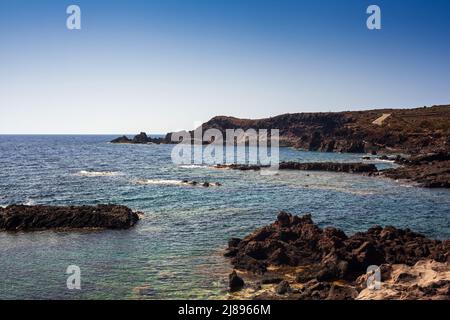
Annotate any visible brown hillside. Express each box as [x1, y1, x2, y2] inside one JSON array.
[[199, 105, 450, 153]]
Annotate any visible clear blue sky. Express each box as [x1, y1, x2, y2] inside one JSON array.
[[1, 0, 449, 134]]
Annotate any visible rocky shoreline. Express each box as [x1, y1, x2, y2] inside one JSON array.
[[379, 151, 450, 188], [0, 204, 141, 231], [225, 212, 450, 300], [215, 162, 378, 174], [214, 155, 450, 188]]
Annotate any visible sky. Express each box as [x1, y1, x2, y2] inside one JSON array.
[[0, 0, 449, 134]]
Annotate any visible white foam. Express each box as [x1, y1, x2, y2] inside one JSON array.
[[362, 157, 396, 163], [75, 170, 122, 177], [23, 199, 35, 206], [134, 179, 184, 186]]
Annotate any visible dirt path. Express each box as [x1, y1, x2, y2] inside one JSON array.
[[372, 113, 391, 125]]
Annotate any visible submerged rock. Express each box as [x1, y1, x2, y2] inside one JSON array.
[[276, 280, 291, 295], [0, 204, 141, 231], [279, 161, 378, 173], [110, 135, 131, 143]]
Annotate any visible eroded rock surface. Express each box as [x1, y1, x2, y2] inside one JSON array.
[[356, 260, 450, 300], [225, 212, 450, 300], [0, 204, 141, 231]]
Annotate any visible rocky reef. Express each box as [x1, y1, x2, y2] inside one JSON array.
[[380, 151, 450, 188], [111, 132, 171, 144], [225, 212, 450, 300], [0, 204, 141, 231]]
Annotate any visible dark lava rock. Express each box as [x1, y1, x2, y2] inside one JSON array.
[[276, 281, 291, 295], [298, 280, 332, 300], [326, 284, 358, 300], [110, 135, 132, 143], [111, 132, 169, 144], [279, 161, 377, 173], [261, 276, 283, 284], [225, 212, 449, 280], [382, 155, 450, 188], [229, 271, 245, 292], [132, 132, 150, 144], [0, 204, 141, 231], [215, 162, 377, 174]]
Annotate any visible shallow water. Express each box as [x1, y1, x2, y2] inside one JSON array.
[[0, 135, 449, 299]]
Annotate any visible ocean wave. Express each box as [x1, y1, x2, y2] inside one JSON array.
[[304, 185, 375, 196], [178, 165, 208, 169], [23, 199, 36, 206], [362, 158, 395, 163], [75, 170, 122, 177], [134, 179, 184, 185]]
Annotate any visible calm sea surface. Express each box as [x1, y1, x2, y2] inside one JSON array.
[[0, 135, 449, 299]]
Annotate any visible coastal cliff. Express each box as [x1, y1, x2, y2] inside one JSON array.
[[199, 105, 450, 154]]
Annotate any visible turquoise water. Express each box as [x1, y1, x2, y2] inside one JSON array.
[[0, 135, 449, 299]]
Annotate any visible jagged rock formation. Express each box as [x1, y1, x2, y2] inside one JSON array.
[[225, 212, 450, 300], [215, 162, 378, 174], [111, 132, 170, 144], [0, 204, 141, 231], [381, 151, 450, 188]]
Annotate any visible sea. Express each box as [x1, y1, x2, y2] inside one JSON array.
[[0, 135, 449, 299]]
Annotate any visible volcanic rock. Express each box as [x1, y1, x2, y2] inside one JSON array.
[[0, 204, 141, 231]]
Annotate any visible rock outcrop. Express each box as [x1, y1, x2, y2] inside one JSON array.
[[225, 212, 450, 300], [380, 151, 450, 188], [215, 162, 377, 174], [0, 204, 141, 231], [111, 132, 170, 144]]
